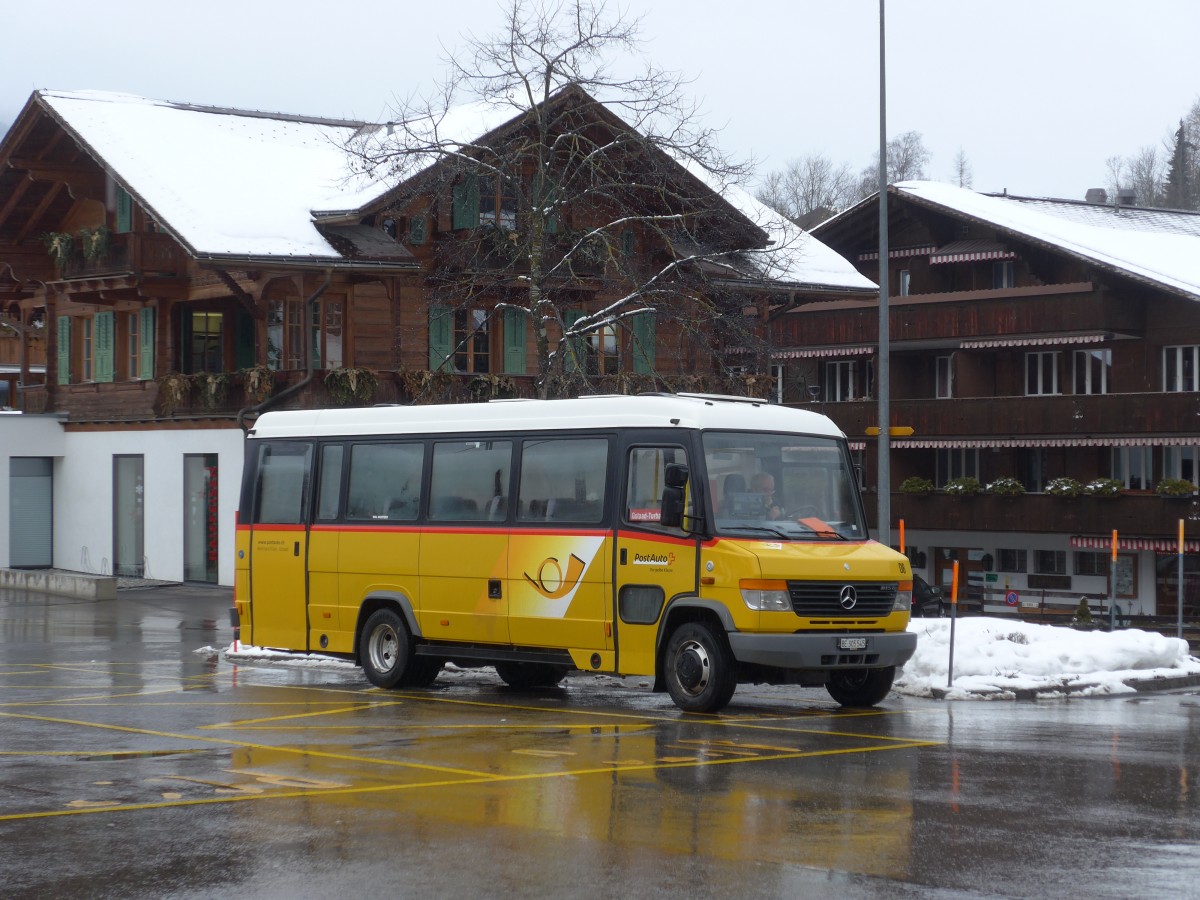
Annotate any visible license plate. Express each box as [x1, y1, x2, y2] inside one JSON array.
[[838, 637, 868, 651]]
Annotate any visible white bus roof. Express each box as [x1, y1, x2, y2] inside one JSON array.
[[248, 394, 846, 441]]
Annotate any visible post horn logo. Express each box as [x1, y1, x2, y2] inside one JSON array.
[[524, 553, 586, 600]]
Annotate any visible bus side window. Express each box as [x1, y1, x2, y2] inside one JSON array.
[[625, 446, 690, 532], [516, 438, 608, 524], [316, 444, 344, 521], [254, 442, 312, 525], [346, 442, 424, 521], [430, 440, 512, 522]]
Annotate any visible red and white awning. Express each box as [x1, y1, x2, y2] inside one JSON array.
[[930, 240, 1017, 264], [1071, 535, 1200, 553], [858, 245, 937, 262], [892, 436, 1200, 449], [773, 346, 875, 360], [960, 334, 1108, 349]]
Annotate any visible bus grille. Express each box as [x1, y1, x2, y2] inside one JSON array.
[[787, 581, 898, 617]]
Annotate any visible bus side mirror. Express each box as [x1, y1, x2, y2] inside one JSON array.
[[660, 464, 689, 528]]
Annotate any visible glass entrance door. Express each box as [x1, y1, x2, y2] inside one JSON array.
[[184, 454, 219, 583], [113, 455, 145, 577]]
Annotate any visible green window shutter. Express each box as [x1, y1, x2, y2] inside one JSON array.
[[429, 304, 453, 371], [409, 216, 427, 245], [630, 312, 655, 374], [451, 175, 480, 230], [138, 308, 155, 379], [563, 309, 585, 374], [57, 316, 72, 385], [94, 311, 115, 383], [116, 186, 133, 233], [502, 307, 527, 374]]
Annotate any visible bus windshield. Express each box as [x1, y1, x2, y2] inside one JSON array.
[[703, 431, 866, 541]]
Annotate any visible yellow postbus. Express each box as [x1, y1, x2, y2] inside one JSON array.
[[234, 394, 916, 712]]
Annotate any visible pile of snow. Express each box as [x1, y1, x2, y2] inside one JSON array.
[[897, 617, 1200, 700]]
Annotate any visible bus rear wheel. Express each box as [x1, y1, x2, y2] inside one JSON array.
[[495, 662, 569, 689], [663, 621, 737, 714], [825, 666, 895, 707], [359, 608, 411, 689]]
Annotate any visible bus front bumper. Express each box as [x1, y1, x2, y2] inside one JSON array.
[[727, 631, 917, 670]]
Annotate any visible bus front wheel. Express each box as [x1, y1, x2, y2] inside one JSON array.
[[663, 621, 737, 713], [359, 608, 411, 689], [825, 666, 895, 707]]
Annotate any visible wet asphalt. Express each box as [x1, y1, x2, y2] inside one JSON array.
[[1, 582, 1199, 899]]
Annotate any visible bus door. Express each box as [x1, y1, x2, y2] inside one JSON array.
[[247, 440, 313, 651], [614, 444, 700, 676], [508, 436, 612, 653], [418, 439, 512, 645]]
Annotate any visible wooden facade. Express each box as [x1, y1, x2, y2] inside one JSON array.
[[0, 88, 838, 425], [789, 184, 1200, 614]]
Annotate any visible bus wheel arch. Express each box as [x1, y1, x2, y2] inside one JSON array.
[[657, 604, 738, 713], [357, 603, 415, 689]]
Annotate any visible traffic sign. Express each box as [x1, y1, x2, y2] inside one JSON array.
[[1005, 591, 1019, 606]]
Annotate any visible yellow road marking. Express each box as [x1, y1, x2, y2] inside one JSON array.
[[0, 710, 503, 780], [0, 739, 936, 823]]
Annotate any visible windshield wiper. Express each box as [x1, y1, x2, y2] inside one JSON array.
[[719, 524, 791, 539]]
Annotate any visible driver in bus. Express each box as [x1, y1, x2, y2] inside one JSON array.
[[750, 472, 783, 520]]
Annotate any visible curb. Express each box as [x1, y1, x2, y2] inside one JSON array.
[[928, 671, 1200, 700]]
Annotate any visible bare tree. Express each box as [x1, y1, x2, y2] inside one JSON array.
[[852, 130, 933, 201], [1128, 145, 1167, 207], [951, 147, 973, 188], [344, 0, 779, 398], [755, 153, 855, 222]]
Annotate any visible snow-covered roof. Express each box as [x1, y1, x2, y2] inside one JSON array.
[[37, 90, 390, 262], [892, 181, 1200, 300], [31, 87, 875, 292]]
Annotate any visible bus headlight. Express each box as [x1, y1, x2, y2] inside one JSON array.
[[894, 581, 913, 611], [740, 580, 791, 612]]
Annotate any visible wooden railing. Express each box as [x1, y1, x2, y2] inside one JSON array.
[[803, 392, 1200, 440]]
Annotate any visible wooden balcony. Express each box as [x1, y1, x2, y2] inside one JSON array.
[[810, 392, 1200, 440], [55, 232, 188, 280], [867, 491, 1197, 538]]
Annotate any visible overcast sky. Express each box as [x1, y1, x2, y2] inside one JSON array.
[[2, 0, 1197, 203]]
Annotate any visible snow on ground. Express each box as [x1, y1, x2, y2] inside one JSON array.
[[207, 617, 1200, 702], [897, 617, 1200, 700]]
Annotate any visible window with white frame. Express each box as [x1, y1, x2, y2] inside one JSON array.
[[1112, 445, 1152, 490], [935, 448, 979, 485], [1025, 351, 1060, 396], [992, 260, 1015, 288], [825, 359, 857, 401], [1073, 348, 1110, 395], [1164, 445, 1200, 483], [1163, 345, 1199, 392], [898, 269, 911, 296], [935, 355, 953, 399]]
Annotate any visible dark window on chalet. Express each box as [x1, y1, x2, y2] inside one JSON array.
[[997, 549, 1027, 573], [1074, 551, 1108, 577], [1035, 550, 1066, 576], [454, 308, 492, 373], [478, 175, 517, 230], [992, 260, 1015, 289], [898, 269, 911, 296], [1025, 351, 1060, 396], [381, 218, 397, 238]]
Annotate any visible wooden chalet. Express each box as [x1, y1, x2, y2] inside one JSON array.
[[0, 87, 872, 585], [798, 181, 1200, 618]]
